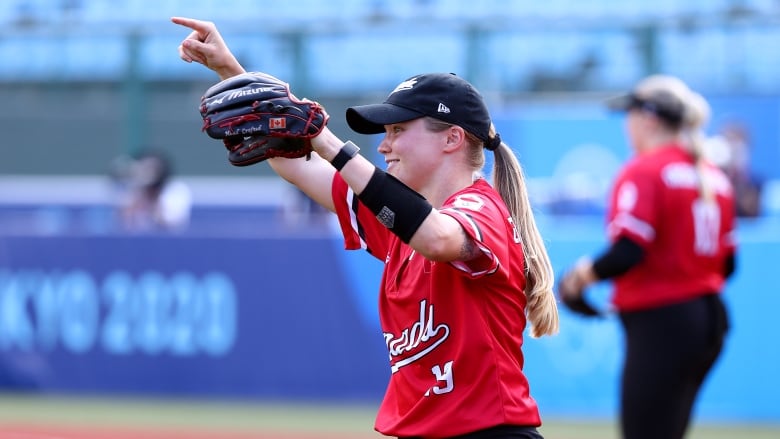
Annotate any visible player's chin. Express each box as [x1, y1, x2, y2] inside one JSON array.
[[385, 160, 399, 174]]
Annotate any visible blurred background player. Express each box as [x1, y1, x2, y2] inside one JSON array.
[[173, 16, 559, 439], [110, 148, 192, 232], [558, 75, 737, 439], [705, 121, 764, 217]]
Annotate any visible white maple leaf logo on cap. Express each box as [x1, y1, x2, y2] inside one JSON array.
[[391, 78, 418, 94]]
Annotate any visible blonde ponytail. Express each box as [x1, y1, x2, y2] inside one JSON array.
[[490, 133, 559, 338], [683, 91, 715, 203]]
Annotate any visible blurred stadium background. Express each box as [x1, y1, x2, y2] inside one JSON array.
[[0, 1, 779, 438]]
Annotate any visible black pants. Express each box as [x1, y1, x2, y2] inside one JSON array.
[[618, 294, 729, 439], [401, 425, 544, 439]]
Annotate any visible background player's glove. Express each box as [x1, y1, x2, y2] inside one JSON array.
[[556, 269, 603, 317], [199, 71, 329, 166]]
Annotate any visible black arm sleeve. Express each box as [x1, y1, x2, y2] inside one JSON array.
[[591, 236, 645, 280], [724, 252, 736, 279], [592, 237, 737, 281], [357, 167, 433, 243]]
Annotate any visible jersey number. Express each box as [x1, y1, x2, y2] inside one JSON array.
[[507, 217, 521, 244], [692, 199, 720, 256], [425, 361, 454, 396]]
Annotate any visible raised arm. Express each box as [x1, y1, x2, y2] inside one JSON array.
[[171, 18, 464, 259], [172, 16, 342, 210]]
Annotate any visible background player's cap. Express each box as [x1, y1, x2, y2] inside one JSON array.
[[605, 75, 689, 128], [346, 72, 492, 143]]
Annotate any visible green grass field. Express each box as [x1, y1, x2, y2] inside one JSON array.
[[0, 393, 777, 439]]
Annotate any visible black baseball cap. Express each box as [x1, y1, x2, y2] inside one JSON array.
[[346, 73, 492, 143], [606, 85, 686, 128]]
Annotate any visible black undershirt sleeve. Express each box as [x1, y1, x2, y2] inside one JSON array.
[[724, 252, 736, 279], [591, 236, 645, 280], [591, 236, 738, 281]]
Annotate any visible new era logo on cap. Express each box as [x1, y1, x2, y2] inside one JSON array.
[[437, 103, 450, 114]]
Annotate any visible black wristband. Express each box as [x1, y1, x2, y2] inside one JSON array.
[[330, 141, 360, 171]]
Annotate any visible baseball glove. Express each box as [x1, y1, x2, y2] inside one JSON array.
[[556, 269, 604, 317], [200, 71, 329, 166]]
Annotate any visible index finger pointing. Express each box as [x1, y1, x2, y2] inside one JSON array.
[[171, 16, 210, 33]]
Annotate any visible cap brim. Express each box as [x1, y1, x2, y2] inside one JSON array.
[[605, 93, 633, 111], [346, 104, 424, 135]]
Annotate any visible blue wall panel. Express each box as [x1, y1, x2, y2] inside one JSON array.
[[0, 235, 390, 401]]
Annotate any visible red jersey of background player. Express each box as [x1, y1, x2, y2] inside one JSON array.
[[606, 143, 737, 312], [332, 174, 541, 438]]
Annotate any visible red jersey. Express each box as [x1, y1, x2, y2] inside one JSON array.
[[606, 144, 737, 311], [332, 176, 541, 438]]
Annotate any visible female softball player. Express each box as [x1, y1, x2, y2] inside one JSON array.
[[173, 16, 559, 439], [559, 75, 737, 439]]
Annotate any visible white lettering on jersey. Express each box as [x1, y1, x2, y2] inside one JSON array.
[[385, 300, 450, 373], [661, 162, 732, 195]]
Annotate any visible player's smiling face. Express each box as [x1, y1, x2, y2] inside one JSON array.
[[378, 118, 444, 191]]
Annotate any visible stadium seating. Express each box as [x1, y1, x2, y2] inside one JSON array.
[[0, 0, 779, 92]]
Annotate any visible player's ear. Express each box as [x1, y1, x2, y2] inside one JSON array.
[[443, 125, 465, 152]]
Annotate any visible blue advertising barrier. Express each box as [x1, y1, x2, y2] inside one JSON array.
[[0, 234, 390, 401]]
